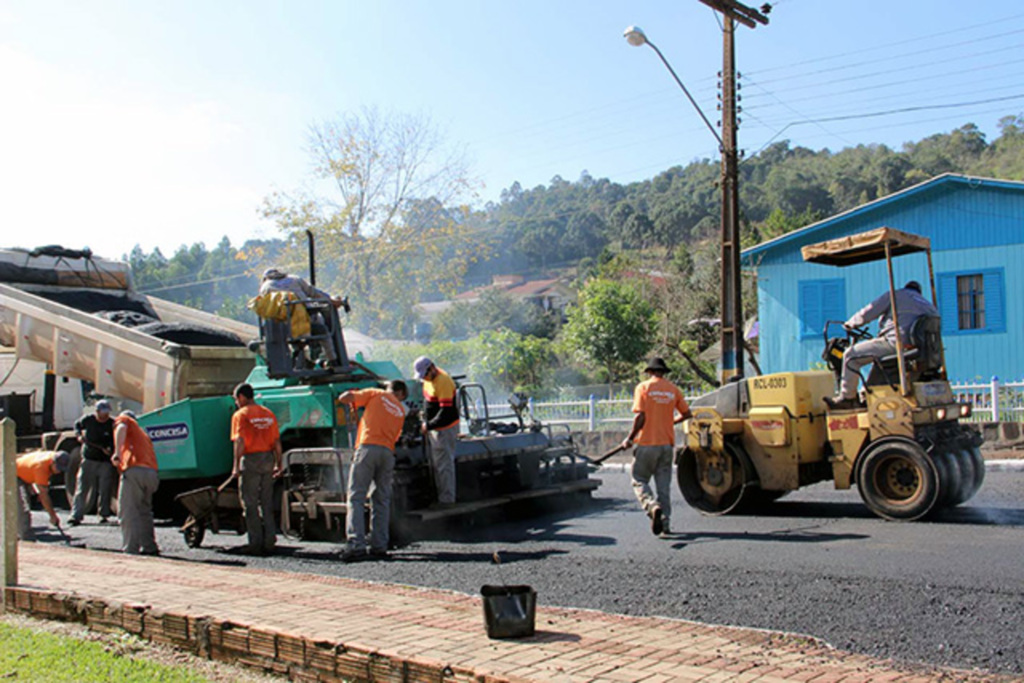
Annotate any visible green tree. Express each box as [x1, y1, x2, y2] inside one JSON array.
[[472, 330, 555, 394], [561, 278, 657, 382]]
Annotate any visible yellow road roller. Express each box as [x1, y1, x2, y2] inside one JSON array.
[[677, 227, 983, 521]]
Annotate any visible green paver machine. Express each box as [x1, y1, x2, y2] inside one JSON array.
[[144, 233, 598, 546]]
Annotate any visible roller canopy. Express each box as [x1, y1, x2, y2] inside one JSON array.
[[801, 227, 931, 266]]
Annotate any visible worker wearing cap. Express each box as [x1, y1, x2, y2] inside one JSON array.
[[231, 382, 282, 556], [69, 399, 116, 526], [113, 411, 160, 555], [16, 450, 70, 540], [622, 357, 691, 537], [413, 356, 459, 506], [259, 268, 349, 367], [336, 380, 408, 562], [826, 280, 939, 410]]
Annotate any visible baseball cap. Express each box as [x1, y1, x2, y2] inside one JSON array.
[[413, 356, 433, 380], [95, 399, 112, 414], [53, 450, 70, 473]]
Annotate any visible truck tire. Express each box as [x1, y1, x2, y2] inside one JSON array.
[[857, 439, 938, 521], [946, 449, 976, 506]]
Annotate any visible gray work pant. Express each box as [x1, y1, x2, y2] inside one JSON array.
[[17, 480, 34, 541], [632, 445, 673, 528], [239, 451, 277, 551], [345, 444, 395, 552], [839, 337, 896, 399], [428, 427, 457, 504], [119, 466, 159, 554], [71, 458, 116, 521]]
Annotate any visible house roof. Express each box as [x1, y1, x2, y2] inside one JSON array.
[[741, 174, 1024, 263], [455, 277, 569, 301]]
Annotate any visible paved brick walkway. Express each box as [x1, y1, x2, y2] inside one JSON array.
[[7, 544, 1012, 682]]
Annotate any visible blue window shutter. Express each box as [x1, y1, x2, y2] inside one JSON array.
[[798, 281, 821, 339], [984, 269, 1006, 333], [937, 273, 958, 334], [821, 280, 845, 330]]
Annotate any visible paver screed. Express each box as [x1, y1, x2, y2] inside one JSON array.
[[7, 544, 1014, 683]]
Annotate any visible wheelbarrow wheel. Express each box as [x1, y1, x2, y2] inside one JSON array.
[[183, 519, 206, 548]]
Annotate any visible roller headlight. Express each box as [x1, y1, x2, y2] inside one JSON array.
[[936, 408, 947, 420], [960, 404, 972, 417]]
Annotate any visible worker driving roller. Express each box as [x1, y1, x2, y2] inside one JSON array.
[[825, 280, 939, 410]]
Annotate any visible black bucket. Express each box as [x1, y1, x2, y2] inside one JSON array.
[[481, 585, 536, 639]]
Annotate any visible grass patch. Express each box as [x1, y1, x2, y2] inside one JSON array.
[[0, 620, 210, 682]]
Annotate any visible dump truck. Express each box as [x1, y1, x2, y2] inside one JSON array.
[[677, 227, 982, 521]]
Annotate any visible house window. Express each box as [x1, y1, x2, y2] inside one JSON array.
[[938, 268, 1005, 335], [956, 274, 985, 330], [798, 279, 845, 340]]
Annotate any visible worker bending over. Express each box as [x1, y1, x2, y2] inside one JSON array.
[[113, 411, 160, 555], [337, 380, 409, 562], [15, 450, 69, 540], [622, 357, 691, 537]]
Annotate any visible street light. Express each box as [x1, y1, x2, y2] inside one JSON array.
[[622, 26, 721, 147], [624, 4, 767, 383]]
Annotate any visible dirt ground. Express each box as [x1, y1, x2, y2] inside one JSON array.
[[0, 613, 285, 682]]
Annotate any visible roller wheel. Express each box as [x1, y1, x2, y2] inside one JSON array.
[[676, 443, 752, 515], [963, 447, 986, 502], [741, 488, 789, 510], [946, 449, 976, 506], [857, 439, 939, 520], [932, 449, 960, 508], [183, 519, 206, 548]]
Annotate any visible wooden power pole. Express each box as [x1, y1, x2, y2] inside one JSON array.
[[697, 0, 769, 382]]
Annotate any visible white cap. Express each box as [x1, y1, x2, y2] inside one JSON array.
[[413, 356, 433, 380]]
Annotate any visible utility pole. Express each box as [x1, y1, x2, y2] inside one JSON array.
[[697, 0, 769, 383]]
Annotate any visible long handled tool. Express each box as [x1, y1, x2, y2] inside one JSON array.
[[54, 521, 73, 546], [590, 443, 629, 466]]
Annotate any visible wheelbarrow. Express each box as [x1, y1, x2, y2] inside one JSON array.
[[175, 476, 245, 548]]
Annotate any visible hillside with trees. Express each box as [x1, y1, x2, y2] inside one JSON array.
[[124, 114, 1024, 395]]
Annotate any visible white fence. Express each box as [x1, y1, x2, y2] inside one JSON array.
[[951, 378, 1024, 422], [479, 378, 1024, 431]]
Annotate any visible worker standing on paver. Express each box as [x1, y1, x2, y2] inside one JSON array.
[[69, 399, 116, 526], [622, 357, 691, 536], [231, 382, 283, 556], [112, 411, 160, 555], [336, 380, 408, 562], [413, 357, 459, 507], [15, 450, 70, 540]]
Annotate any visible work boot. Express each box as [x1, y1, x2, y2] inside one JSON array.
[[660, 519, 671, 536], [824, 396, 861, 411], [650, 505, 664, 536], [66, 518, 81, 527], [369, 548, 390, 561], [339, 548, 369, 563]]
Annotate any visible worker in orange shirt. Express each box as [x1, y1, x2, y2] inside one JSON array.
[[112, 411, 160, 555], [336, 380, 408, 562], [622, 357, 691, 537], [231, 382, 283, 556], [413, 356, 459, 506], [15, 450, 70, 540]]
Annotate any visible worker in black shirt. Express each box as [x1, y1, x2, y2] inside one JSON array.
[[68, 400, 117, 525]]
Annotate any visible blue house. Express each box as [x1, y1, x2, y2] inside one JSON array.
[[742, 174, 1024, 382]]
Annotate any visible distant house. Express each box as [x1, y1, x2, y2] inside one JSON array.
[[741, 174, 1024, 381], [416, 275, 575, 324]]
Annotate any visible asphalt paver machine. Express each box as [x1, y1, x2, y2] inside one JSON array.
[[677, 227, 983, 520]]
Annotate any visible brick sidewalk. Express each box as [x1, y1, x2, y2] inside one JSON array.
[[5, 544, 1012, 682]]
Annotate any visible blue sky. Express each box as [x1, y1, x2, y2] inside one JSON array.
[[3, 1, 1023, 258]]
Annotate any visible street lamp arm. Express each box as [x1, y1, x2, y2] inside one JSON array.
[[644, 40, 723, 147]]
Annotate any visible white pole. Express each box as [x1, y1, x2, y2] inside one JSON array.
[[588, 395, 597, 432], [990, 376, 1001, 421], [1, 417, 17, 602]]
